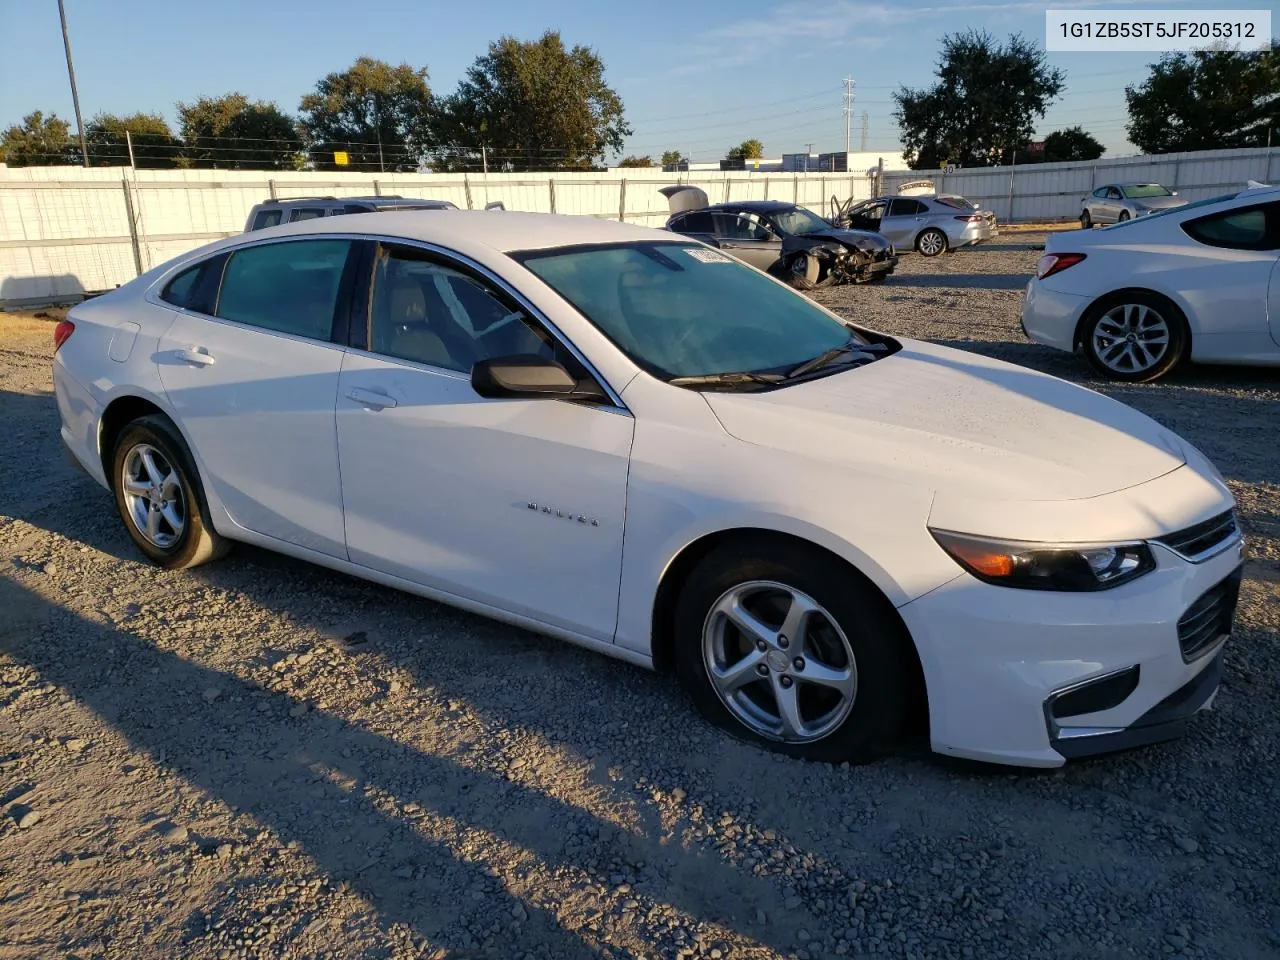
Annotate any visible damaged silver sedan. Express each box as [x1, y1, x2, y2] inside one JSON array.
[[660, 186, 898, 289]]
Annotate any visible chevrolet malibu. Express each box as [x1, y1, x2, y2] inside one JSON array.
[[53, 212, 1244, 767]]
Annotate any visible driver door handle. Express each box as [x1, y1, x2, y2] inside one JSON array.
[[176, 346, 216, 366], [346, 387, 398, 410]]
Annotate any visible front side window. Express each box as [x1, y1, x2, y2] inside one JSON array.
[[516, 241, 864, 380], [887, 198, 925, 216], [1106, 187, 1123, 200], [1092, 188, 1109, 199], [712, 212, 772, 240], [215, 239, 351, 340], [1181, 203, 1276, 250], [368, 246, 558, 373]]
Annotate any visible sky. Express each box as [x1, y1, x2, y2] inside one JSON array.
[[2, 0, 1277, 164]]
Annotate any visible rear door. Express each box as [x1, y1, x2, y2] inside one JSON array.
[[155, 237, 359, 558]]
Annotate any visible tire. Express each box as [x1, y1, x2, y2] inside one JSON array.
[[1080, 210, 1092, 230], [673, 540, 910, 764], [786, 252, 823, 290], [1118, 210, 1130, 223], [915, 228, 948, 257], [1081, 292, 1188, 383], [111, 414, 229, 569]]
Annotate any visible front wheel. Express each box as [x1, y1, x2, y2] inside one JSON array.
[[786, 252, 823, 290], [673, 541, 910, 763], [1118, 210, 1131, 223], [111, 415, 229, 569], [916, 228, 947, 257], [1080, 210, 1092, 229], [1081, 293, 1187, 382]]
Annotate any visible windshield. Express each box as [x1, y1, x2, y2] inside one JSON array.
[[770, 206, 831, 236], [1101, 191, 1239, 229], [516, 241, 862, 380], [1121, 184, 1172, 199]]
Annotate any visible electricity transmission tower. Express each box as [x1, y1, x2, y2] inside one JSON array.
[[843, 77, 856, 155]]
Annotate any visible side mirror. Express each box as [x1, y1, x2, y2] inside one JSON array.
[[471, 355, 593, 400]]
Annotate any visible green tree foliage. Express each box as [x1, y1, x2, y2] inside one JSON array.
[[660, 149, 686, 166], [0, 111, 77, 166], [434, 31, 630, 171], [1125, 42, 1280, 153], [85, 113, 180, 167], [1041, 126, 1105, 162], [894, 31, 1065, 169], [178, 94, 303, 169], [618, 155, 652, 167], [299, 57, 435, 172], [726, 139, 764, 161]]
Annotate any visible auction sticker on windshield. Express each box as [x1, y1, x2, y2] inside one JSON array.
[[1046, 9, 1270, 51], [685, 248, 733, 264]]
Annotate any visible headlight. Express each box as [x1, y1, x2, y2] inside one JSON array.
[[929, 529, 1155, 591]]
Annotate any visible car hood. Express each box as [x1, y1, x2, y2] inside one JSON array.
[[804, 228, 891, 250], [702, 340, 1186, 501], [1130, 195, 1186, 211]]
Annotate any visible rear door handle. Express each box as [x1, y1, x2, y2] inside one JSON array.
[[346, 387, 398, 409], [176, 346, 216, 366]]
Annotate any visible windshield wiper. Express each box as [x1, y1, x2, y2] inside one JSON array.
[[784, 340, 887, 380], [667, 370, 785, 390]]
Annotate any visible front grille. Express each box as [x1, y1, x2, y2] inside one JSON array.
[[1154, 510, 1238, 561], [1177, 568, 1242, 662]]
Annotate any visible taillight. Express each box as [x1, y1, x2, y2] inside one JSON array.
[[954, 214, 983, 222], [53, 320, 75, 352], [1036, 253, 1087, 279]]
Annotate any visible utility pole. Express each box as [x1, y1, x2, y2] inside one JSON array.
[[805, 142, 813, 173], [125, 129, 136, 169], [58, 0, 90, 167], [843, 77, 856, 157]]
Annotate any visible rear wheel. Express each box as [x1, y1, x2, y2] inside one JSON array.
[[673, 541, 910, 763], [916, 228, 947, 257], [1082, 293, 1187, 382], [1080, 210, 1092, 229], [111, 415, 228, 569]]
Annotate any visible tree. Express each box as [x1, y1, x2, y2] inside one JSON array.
[[300, 57, 435, 172], [893, 31, 1065, 169], [618, 155, 652, 167], [1041, 126, 1105, 162], [85, 113, 179, 167], [434, 31, 630, 171], [660, 149, 686, 166], [178, 94, 303, 169], [1125, 43, 1280, 153], [0, 111, 77, 166], [726, 138, 764, 161]]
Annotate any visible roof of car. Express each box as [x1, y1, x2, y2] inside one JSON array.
[[709, 200, 798, 213], [242, 209, 672, 254], [261, 196, 453, 207]]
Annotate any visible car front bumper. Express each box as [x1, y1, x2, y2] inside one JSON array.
[[1020, 277, 1091, 352], [899, 530, 1245, 768]]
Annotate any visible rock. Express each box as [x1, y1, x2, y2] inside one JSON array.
[[671, 788, 687, 803], [511, 903, 527, 921], [157, 821, 188, 843], [255, 700, 271, 713], [755, 909, 768, 925], [798, 930, 811, 942], [1166, 934, 1188, 950], [988, 908, 1005, 922], [215, 843, 233, 860], [1175, 837, 1199, 854], [290, 704, 308, 718], [389, 680, 402, 694], [201, 688, 221, 703], [64, 738, 87, 753], [393, 865, 414, 879], [13, 807, 40, 829], [785, 895, 803, 909]]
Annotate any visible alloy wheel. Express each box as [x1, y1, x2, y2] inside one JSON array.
[[790, 254, 809, 276], [1091, 303, 1171, 375], [701, 580, 857, 743], [120, 442, 186, 548], [917, 230, 945, 256]]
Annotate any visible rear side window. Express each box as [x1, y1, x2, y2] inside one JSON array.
[[288, 207, 327, 222], [215, 239, 352, 340], [1181, 203, 1278, 250], [343, 204, 374, 215], [160, 256, 224, 314], [672, 211, 714, 233], [251, 209, 283, 230]]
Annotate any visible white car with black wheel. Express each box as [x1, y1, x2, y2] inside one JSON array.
[[54, 211, 1242, 768], [1023, 185, 1280, 381]]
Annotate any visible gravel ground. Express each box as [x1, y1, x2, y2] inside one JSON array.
[[1, 236, 1278, 960]]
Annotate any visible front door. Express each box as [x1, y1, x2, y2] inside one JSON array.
[[335, 242, 634, 640], [711, 212, 783, 271], [882, 198, 928, 247], [155, 237, 354, 558], [844, 199, 886, 235]]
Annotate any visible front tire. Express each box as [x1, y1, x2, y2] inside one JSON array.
[[786, 252, 822, 290], [916, 228, 947, 257], [1080, 210, 1092, 229], [1118, 210, 1131, 223], [673, 540, 910, 763], [111, 415, 228, 569], [1081, 292, 1187, 383]]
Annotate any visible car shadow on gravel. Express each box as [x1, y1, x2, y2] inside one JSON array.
[[0, 571, 831, 958]]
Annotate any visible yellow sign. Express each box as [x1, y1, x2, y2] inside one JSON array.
[[333, 151, 350, 166]]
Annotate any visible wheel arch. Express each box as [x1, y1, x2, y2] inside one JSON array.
[[649, 527, 929, 735], [1072, 286, 1193, 354]]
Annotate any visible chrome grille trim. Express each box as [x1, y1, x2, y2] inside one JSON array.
[[1153, 510, 1240, 563]]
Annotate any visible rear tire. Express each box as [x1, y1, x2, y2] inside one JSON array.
[[111, 415, 229, 570], [916, 228, 947, 257], [1080, 210, 1092, 229], [1081, 292, 1187, 383], [673, 540, 910, 764]]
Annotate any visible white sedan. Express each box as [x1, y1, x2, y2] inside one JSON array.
[[1023, 185, 1280, 381], [54, 212, 1243, 768]]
